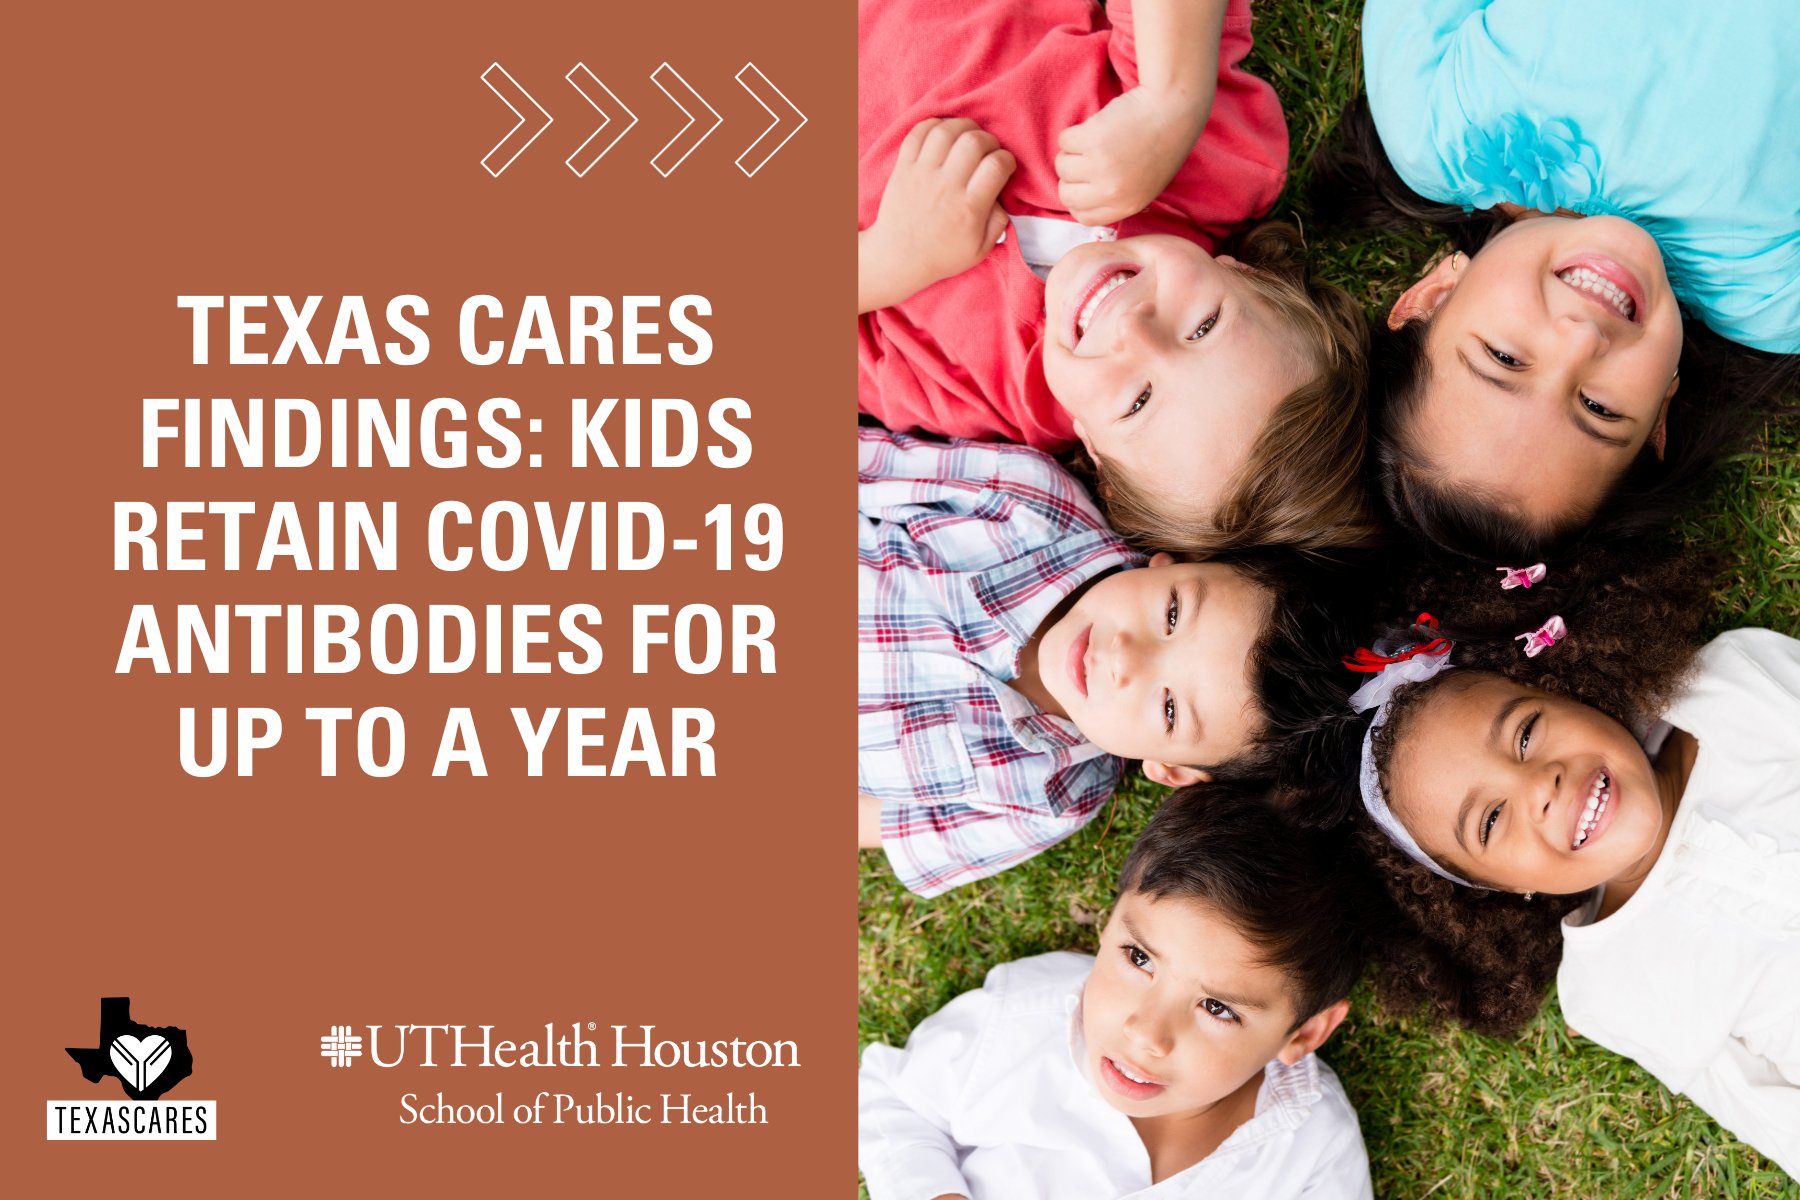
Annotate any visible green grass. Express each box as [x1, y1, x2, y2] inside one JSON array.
[[858, 3, 1800, 1196]]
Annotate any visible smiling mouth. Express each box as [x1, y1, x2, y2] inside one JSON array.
[[1573, 768, 1612, 849], [1073, 269, 1136, 346], [1099, 1054, 1168, 1099], [1554, 256, 1644, 324]]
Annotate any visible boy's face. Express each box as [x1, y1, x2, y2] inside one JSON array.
[[1035, 554, 1269, 778], [1082, 890, 1329, 1120], [1388, 673, 1665, 896], [1041, 235, 1312, 523]]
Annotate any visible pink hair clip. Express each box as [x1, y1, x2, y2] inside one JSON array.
[[1497, 563, 1547, 590], [1515, 615, 1567, 657]]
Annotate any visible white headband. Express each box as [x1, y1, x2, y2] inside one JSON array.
[[1348, 636, 1472, 887]]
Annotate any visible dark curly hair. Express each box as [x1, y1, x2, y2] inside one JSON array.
[[1352, 817, 1582, 1037], [1286, 541, 1720, 1035], [1311, 96, 1797, 563], [1286, 539, 1716, 829]]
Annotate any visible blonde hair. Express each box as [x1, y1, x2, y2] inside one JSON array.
[[1092, 221, 1379, 557]]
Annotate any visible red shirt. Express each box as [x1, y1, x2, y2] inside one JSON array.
[[858, 0, 1289, 451]]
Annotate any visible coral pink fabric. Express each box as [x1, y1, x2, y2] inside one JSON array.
[[858, 0, 1289, 451]]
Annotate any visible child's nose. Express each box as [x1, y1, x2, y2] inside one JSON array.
[[1527, 760, 1564, 828], [1123, 1001, 1175, 1058], [1107, 629, 1141, 686], [1553, 308, 1609, 360], [1109, 297, 1159, 354]]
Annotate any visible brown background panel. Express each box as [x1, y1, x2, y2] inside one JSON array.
[[3, 0, 854, 1193]]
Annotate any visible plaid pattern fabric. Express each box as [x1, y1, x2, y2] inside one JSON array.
[[858, 428, 1143, 896]]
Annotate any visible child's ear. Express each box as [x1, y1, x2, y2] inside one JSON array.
[[1276, 998, 1350, 1065], [1147, 551, 1176, 569], [1072, 418, 1096, 462], [1387, 254, 1463, 330], [1650, 372, 1679, 461], [1142, 761, 1209, 788]]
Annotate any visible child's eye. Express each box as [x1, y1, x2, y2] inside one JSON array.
[[1187, 310, 1220, 341], [1200, 998, 1240, 1024], [1165, 590, 1180, 634], [1485, 343, 1524, 368], [1127, 385, 1152, 417], [1518, 711, 1540, 759], [1123, 945, 1153, 974], [1580, 394, 1619, 419], [1480, 801, 1504, 847], [1163, 691, 1176, 733]]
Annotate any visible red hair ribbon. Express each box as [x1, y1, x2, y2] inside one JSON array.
[[1342, 613, 1453, 674]]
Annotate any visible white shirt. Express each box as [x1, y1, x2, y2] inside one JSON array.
[[1560, 629, 1800, 1178], [1006, 213, 1117, 279], [859, 952, 1374, 1200]]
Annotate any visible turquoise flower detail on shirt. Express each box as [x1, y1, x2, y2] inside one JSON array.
[[1457, 114, 1601, 213]]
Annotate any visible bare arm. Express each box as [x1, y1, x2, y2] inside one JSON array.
[[858, 230, 915, 315], [1055, 0, 1227, 225], [859, 792, 885, 848], [1132, 0, 1227, 107]]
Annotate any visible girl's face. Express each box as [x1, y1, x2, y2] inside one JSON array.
[[1042, 235, 1313, 521], [1393, 216, 1683, 533], [1386, 673, 1666, 895]]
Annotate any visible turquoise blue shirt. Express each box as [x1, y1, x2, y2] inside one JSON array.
[[1364, 0, 1800, 353]]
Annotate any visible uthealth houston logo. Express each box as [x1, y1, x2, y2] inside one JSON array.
[[321, 1022, 800, 1070]]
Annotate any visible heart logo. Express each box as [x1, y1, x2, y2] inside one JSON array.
[[110, 1034, 172, 1093]]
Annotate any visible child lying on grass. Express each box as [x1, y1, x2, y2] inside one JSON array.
[[1319, 546, 1800, 1177], [859, 784, 1375, 1198], [858, 0, 1375, 555], [858, 427, 1361, 895]]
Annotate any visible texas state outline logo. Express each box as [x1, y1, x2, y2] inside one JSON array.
[[48, 996, 217, 1140]]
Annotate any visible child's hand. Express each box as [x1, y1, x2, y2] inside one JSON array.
[[858, 792, 884, 848], [1055, 87, 1210, 226], [861, 118, 1016, 313]]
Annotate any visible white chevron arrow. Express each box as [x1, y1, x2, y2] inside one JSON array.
[[734, 62, 807, 177], [565, 63, 639, 177], [480, 62, 554, 178], [648, 62, 722, 177]]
